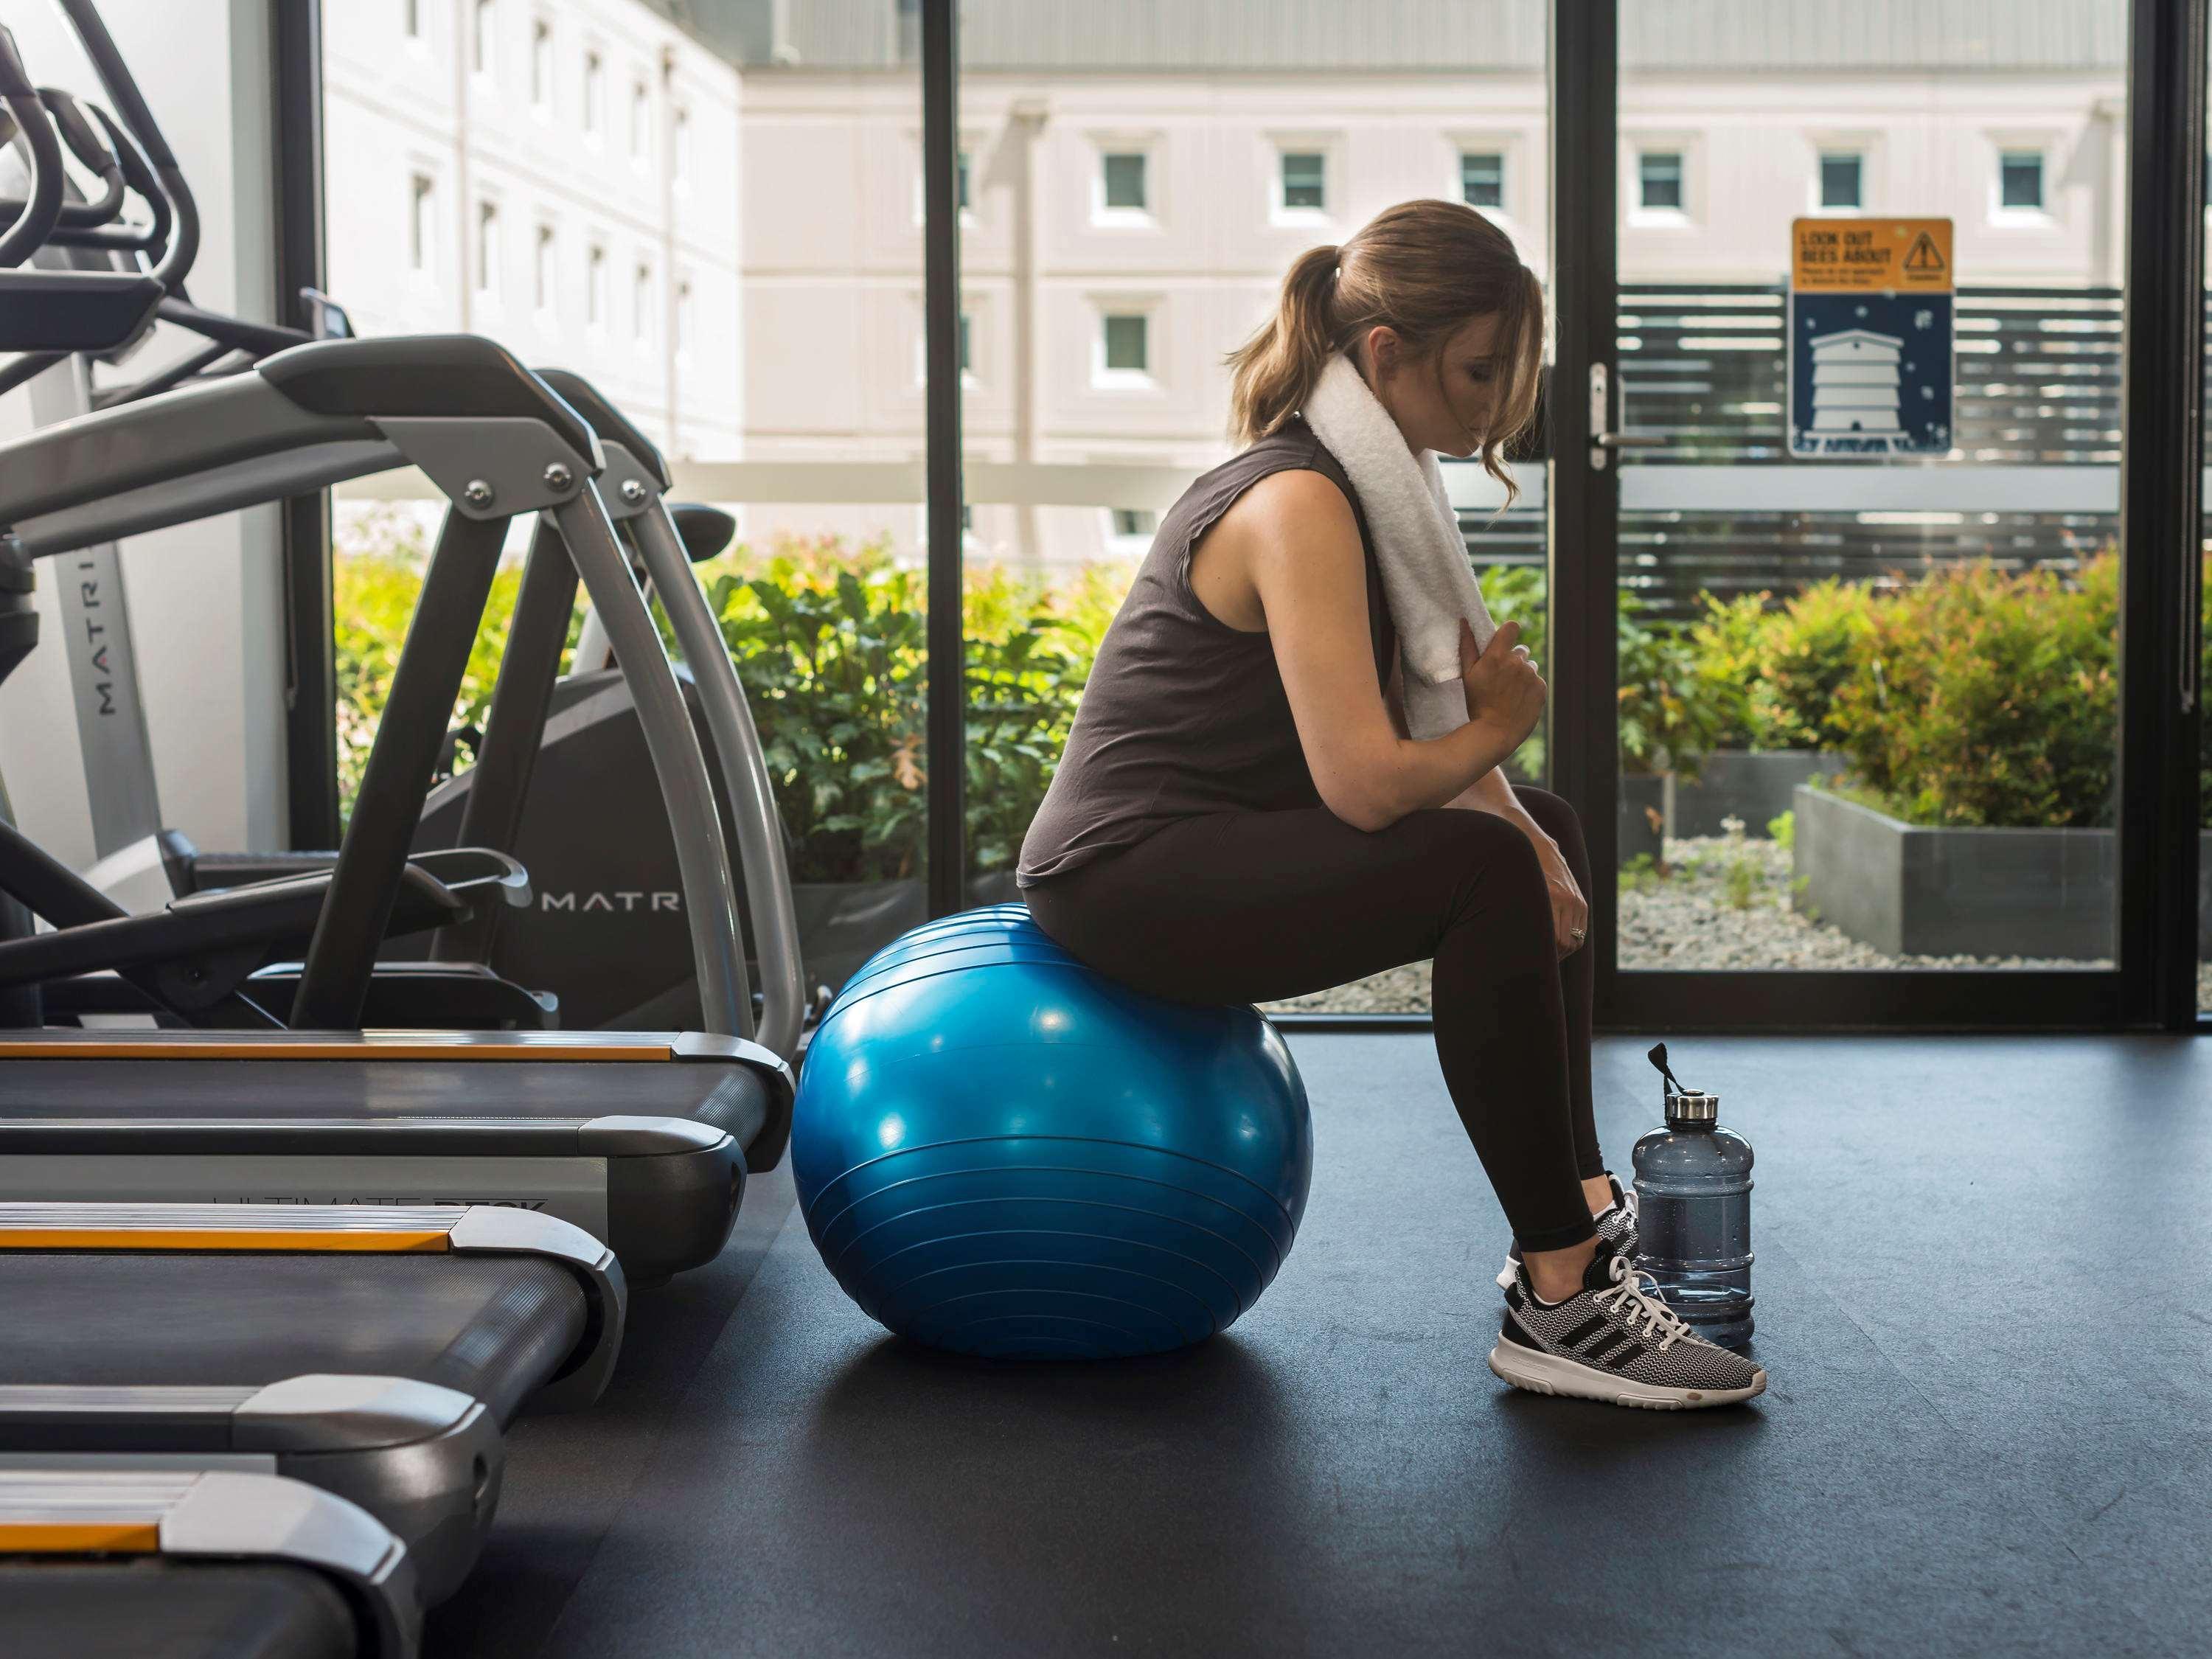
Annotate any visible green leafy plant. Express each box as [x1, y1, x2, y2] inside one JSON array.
[[700, 533, 1116, 883], [333, 505, 574, 819]]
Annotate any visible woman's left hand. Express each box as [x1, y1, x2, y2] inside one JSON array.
[[1530, 830, 1588, 959]]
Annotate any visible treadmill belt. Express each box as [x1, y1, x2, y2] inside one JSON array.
[[0, 1254, 586, 1423], [0, 1560, 358, 1659], [0, 1059, 771, 1147]]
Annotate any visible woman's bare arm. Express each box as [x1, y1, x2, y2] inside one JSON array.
[[1226, 469, 1522, 832]]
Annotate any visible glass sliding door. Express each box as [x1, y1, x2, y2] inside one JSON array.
[[1604, 2, 2136, 1015]]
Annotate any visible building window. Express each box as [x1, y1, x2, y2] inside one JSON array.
[[634, 264, 653, 342], [675, 107, 691, 184], [408, 173, 435, 273], [1103, 313, 1148, 373], [1819, 151, 1863, 209], [584, 52, 605, 135], [1459, 151, 1504, 209], [959, 312, 973, 374], [631, 82, 650, 158], [534, 225, 555, 311], [1103, 152, 1147, 211], [2000, 149, 2044, 209], [957, 149, 971, 212], [473, 0, 496, 75], [531, 20, 552, 109], [1638, 150, 1684, 211], [676, 278, 692, 354], [405, 0, 421, 41], [476, 201, 499, 293], [587, 244, 606, 326], [1111, 509, 1157, 538], [1281, 151, 1325, 211]]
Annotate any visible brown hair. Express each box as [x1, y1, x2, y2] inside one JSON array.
[[1224, 198, 1545, 500]]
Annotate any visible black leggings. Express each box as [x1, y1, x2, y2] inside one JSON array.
[[1022, 786, 1602, 1253]]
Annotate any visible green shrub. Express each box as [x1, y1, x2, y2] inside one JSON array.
[[1820, 551, 2124, 828], [701, 533, 1116, 883], [333, 506, 570, 819]]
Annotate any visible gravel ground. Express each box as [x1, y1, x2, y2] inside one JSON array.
[[1258, 829, 2212, 1016]]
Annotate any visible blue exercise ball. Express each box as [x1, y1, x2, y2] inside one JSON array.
[[791, 904, 1313, 1360]]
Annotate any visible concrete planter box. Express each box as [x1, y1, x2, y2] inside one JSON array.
[[1791, 785, 2212, 959], [1669, 749, 1848, 840], [792, 871, 1023, 995], [1620, 773, 1666, 868]]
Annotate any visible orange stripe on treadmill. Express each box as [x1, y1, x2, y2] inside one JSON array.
[[0, 1228, 453, 1253], [0, 1522, 160, 1553], [0, 1040, 672, 1062]]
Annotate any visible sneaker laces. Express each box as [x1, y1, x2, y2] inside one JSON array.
[[1590, 1251, 1694, 1350]]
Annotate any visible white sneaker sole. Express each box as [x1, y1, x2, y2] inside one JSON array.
[[1486, 1339, 1767, 1411]]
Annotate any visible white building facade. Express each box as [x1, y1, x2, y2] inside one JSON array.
[[720, 0, 2129, 567], [322, 0, 744, 460]]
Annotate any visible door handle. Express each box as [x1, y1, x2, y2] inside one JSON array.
[[1587, 363, 1663, 468]]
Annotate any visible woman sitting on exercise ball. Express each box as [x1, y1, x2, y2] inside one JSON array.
[[1017, 198, 1766, 1411]]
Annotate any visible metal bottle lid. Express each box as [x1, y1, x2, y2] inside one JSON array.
[[1666, 1088, 1719, 1127]]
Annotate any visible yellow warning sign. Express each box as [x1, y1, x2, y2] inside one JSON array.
[[1792, 218, 1952, 293]]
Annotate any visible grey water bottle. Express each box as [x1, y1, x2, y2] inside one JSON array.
[[1631, 1043, 1756, 1350]]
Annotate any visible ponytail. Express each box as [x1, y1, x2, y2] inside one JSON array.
[[1224, 243, 1342, 448], [1223, 198, 1546, 502]]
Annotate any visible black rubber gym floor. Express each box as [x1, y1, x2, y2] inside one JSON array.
[[429, 1032, 2212, 1658]]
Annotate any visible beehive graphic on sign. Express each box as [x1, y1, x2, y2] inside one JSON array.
[[1807, 327, 1906, 448]]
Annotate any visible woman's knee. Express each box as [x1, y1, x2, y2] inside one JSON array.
[[1510, 787, 1591, 880]]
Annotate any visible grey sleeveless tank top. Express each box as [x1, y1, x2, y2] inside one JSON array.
[[1016, 418, 1394, 888]]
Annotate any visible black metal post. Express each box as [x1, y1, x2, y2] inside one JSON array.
[[291, 510, 510, 1029], [2118, 0, 2209, 1031], [1548, 0, 1621, 1020], [272, 0, 339, 851], [431, 515, 578, 963], [921, 0, 967, 918]]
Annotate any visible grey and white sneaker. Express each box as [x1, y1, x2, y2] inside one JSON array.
[[1489, 1237, 1767, 1411], [1494, 1172, 1639, 1293]]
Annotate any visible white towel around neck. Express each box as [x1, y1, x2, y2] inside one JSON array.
[[1299, 351, 1500, 742]]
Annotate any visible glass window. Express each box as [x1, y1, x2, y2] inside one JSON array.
[[1819, 150, 1863, 209], [675, 107, 691, 184], [1461, 150, 1505, 209], [632, 82, 650, 158], [587, 243, 605, 325], [959, 312, 972, 374], [408, 173, 435, 272], [473, 0, 495, 76], [405, 0, 421, 42], [1639, 150, 1684, 210], [533, 224, 554, 311], [476, 200, 498, 293], [1281, 150, 1326, 210], [2000, 149, 2044, 209], [634, 263, 653, 341], [1103, 152, 1147, 210], [675, 277, 692, 355], [585, 51, 604, 134], [531, 21, 551, 109], [1103, 313, 1148, 372], [1111, 509, 1158, 538], [957, 149, 971, 211]]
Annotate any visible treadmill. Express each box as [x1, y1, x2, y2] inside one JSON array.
[[0, 1200, 625, 1604], [0, 334, 800, 1279], [0, 1468, 420, 1658]]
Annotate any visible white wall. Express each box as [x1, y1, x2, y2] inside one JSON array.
[[321, 0, 742, 459], [738, 63, 2130, 569], [0, 0, 285, 866]]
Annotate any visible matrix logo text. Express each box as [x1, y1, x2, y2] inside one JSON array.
[[540, 891, 681, 913]]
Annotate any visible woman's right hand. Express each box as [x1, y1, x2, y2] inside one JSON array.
[[1459, 616, 1546, 746]]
